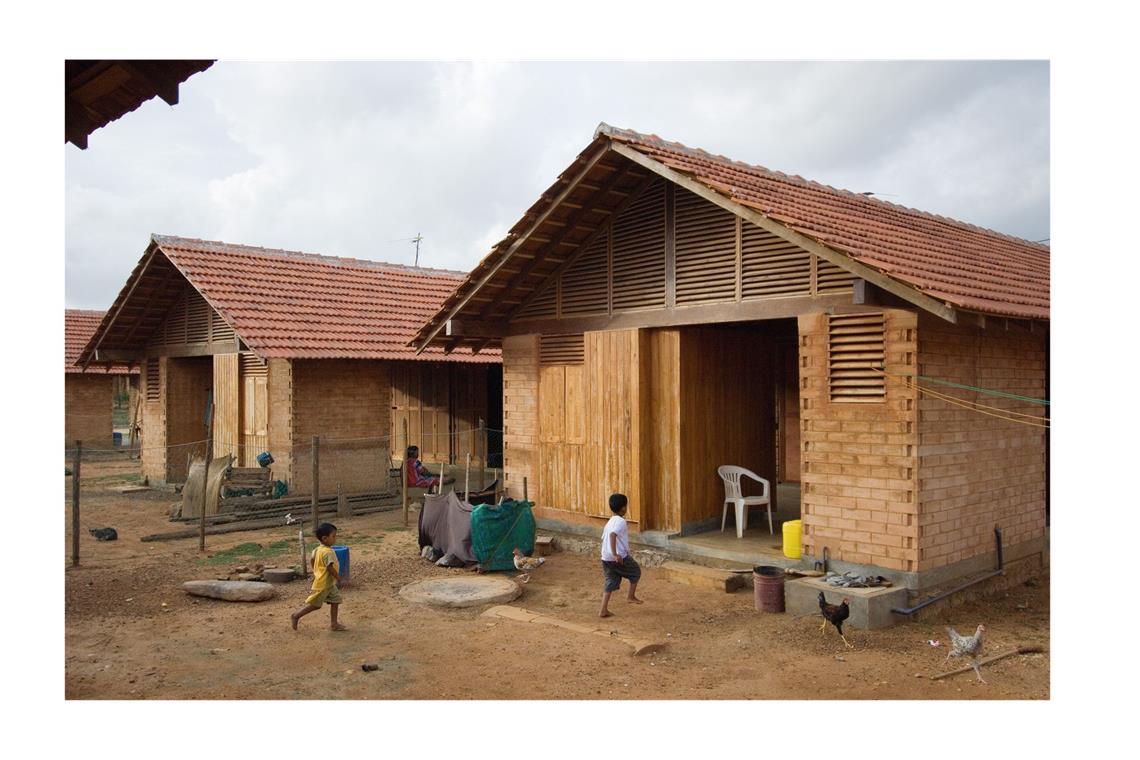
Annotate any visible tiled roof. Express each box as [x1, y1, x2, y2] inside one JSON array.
[[65, 310, 136, 374], [601, 125, 1050, 320], [151, 236, 499, 362]]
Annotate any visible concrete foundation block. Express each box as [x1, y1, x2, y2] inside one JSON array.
[[662, 561, 746, 593], [785, 577, 909, 630]]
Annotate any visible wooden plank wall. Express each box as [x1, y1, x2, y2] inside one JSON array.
[[212, 353, 239, 460], [584, 329, 645, 523]]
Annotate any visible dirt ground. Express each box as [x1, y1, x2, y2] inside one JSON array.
[[65, 458, 1050, 700]]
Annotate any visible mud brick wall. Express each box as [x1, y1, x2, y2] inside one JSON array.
[[290, 359, 392, 495], [65, 374, 115, 448], [915, 314, 1047, 572], [164, 357, 213, 483], [502, 335, 539, 501], [266, 358, 294, 487], [799, 309, 920, 573], [140, 358, 166, 484]]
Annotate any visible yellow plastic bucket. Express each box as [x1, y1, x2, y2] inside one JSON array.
[[782, 519, 802, 559]]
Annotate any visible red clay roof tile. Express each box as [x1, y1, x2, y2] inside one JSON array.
[[65, 310, 137, 374]]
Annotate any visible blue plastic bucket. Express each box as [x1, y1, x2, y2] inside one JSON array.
[[332, 545, 350, 586], [256, 451, 274, 467], [112, 432, 122, 447]]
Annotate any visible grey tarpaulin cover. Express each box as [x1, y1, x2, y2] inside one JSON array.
[[419, 490, 477, 564]]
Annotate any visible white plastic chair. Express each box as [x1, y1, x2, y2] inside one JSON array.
[[717, 465, 773, 538]]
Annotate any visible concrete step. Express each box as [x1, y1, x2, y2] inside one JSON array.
[[661, 561, 747, 593]]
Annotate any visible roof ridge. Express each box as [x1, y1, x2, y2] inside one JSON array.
[[595, 123, 1049, 252], [150, 234, 469, 278]]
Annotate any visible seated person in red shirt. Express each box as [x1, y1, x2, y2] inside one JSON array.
[[404, 445, 454, 489]]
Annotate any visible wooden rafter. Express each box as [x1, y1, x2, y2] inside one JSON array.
[[479, 159, 636, 321], [415, 141, 613, 352], [507, 170, 660, 321]]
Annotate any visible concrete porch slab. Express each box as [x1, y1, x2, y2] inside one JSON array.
[[786, 577, 909, 630]]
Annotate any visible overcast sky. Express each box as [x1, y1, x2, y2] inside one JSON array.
[[64, 60, 1049, 309]]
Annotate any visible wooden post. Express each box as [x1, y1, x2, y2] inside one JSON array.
[[523, 476, 528, 504], [437, 462, 444, 495], [401, 418, 409, 526], [199, 399, 214, 553], [465, 452, 471, 500], [71, 441, 81, 567], [311, 435, 320, 531], [477, 417, 485, 490], [493, 468, 501, 504], [298, 529, 308, 579]]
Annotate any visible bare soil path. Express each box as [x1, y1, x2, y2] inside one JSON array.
[[65, 458, 1049, 699]]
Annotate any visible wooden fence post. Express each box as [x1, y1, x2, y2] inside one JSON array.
[[199, 399, 214, 553], [311, 435, 320, 531], [401, 418, 409, 526], [72, 441, 81, 567], [523, 476, 528, 504]]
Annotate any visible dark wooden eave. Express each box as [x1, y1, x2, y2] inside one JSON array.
[[65, 60, 214, 149]]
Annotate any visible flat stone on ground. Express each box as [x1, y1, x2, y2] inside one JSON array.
[[181, 580, 278, 602], [399, 576, 521, 608]]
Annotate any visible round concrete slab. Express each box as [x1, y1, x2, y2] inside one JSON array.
[[399, 576, 521, 608]]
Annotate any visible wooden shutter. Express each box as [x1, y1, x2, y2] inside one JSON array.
[[540, 334, 584, 365], [828, 313, 886, 402], [612, 178, 666, 312], [185, 290, 210, 343], [675, 189, 737, 305], [560, 232, 609, 316], [741, 222, 811, 298], [211, 310, 235, 343]]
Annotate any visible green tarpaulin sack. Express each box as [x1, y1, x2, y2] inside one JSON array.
[[470, 499, 536, 571]]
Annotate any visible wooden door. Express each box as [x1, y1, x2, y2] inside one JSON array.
[[584, 329, 643, 524], [213, 354, 240, 460], [391, 363, 450, 464]]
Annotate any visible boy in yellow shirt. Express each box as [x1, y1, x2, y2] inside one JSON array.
[[290, 522, 346, 631]]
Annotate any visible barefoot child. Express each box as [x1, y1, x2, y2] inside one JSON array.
[[290, 522, 346, 631], [599, 493, 643, 617]]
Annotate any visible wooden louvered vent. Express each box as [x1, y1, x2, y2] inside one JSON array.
[[611, 178, 666, 312], [540, 334, 584, 365], [560, 232, 609, 316], [675, 189, 736, 305], [211, 310, 235, 342], [816, 256, 857, 293], [741, 222, 812, 298], [185, 290, 210, 343], [828, 313, 886, 402], [239, 352, 268, 377], [145, 358, 160, 401], [516, 279, 558, 320]]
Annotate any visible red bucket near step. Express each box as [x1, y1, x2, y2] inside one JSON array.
[[753, 565, 785, 613]]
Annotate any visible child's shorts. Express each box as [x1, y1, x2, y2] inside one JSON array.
[[601, 556, 641, 592], [304, 583, 343, 607]]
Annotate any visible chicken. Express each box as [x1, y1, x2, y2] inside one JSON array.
[[818, 591, 853, 649], [945, 624, 987, 683], [512, 548, 546, 572]]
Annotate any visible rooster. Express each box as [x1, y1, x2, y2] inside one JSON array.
[[818, 591, 853, 649], [512, 547, 546, 583], [945, 624, 987, 683]]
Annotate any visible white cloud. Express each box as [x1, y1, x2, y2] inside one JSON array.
[[65, 61, 1049, 308]]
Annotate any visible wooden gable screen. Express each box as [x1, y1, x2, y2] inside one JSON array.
[[149, 285, 238, 351], [512, 181, 856, 325]]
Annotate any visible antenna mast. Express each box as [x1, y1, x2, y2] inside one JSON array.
[[411, 233, 423, 267]]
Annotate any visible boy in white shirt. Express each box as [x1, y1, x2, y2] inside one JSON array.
[[599, 492, 644, 617]]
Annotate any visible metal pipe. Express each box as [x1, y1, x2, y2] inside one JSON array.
[[891, 527, 1004, 617]]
